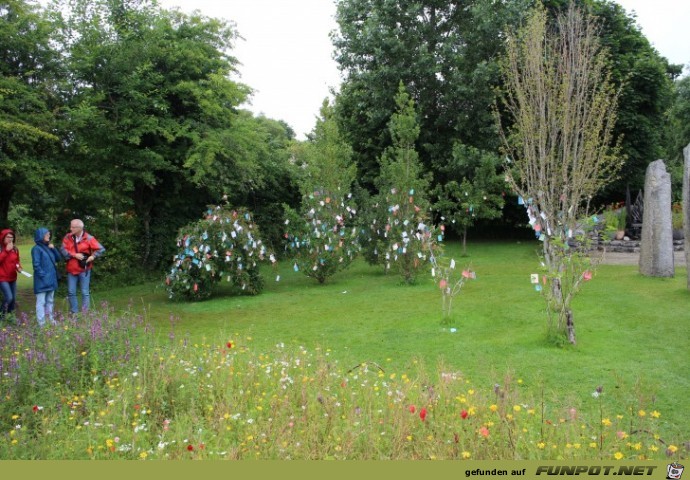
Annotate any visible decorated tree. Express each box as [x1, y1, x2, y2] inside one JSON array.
[[367, 83, 443, 284], [498, 2, 621, 345], [166, 204, 275, 300], [428, 251, 476, 325], [284, 101, 360, 284]]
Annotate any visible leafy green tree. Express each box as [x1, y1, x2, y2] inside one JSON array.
[[583, 0, 678, 198], [284, 101, 360, 284], [333, 0, 530, 192], [433, 143, 505, 255], [51, 0, 256, 267], [333, 0, 676, 217], [498, 2, 621, 345], [0, 0, 60, 224], [664, 75, 690, 196], [231, 115, 301, 252], [369, 84, 442, 284], [166, 204, 275, 301]]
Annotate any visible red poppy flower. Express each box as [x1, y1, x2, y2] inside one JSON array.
[[408, 405, 416, 414], [187, 444, 194, 451], [32, 405, 39, 412], [460, 409, 468, 419], [226, 341, 233, 349], [479, 426, 489, 437], [420, 408, 427, 421]]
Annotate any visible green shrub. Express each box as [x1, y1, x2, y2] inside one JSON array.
[[165, 204, 275, 300]]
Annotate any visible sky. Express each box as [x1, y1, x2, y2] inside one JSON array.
[[157, 0, 689, 140]]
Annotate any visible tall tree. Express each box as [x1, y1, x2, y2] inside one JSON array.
[[51, 0, 257, 267], [333, 0, 530, 192], [498, 2, 621, 345], [0, 0, 60, 224], [333, 0, 676, 220], [582, 0, 678, 198]]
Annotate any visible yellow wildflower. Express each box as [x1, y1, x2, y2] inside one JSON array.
[[614, 452, 624, 460], [462, 451, 471, 459], [602, 418, 612, 427], [638, 410, 646, 417], [489, 404, 498, 412], [651, 410, 661, 418]]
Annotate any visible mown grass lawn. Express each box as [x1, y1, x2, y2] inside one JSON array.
[[13, 240, 690, 447]]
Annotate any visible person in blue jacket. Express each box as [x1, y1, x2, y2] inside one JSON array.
[[31, 227, 62, 327]]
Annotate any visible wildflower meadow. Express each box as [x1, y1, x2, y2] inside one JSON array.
[[0, 294, 685, 460]]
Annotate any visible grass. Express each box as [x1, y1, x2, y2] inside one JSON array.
[[5, 239, 689, 459]]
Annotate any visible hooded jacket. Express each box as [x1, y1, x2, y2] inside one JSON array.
[[0, 229, 21, 283], [60, 229, 105, 276], [31, 228, 62, 294]]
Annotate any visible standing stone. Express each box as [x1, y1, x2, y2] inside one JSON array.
[[683, 143, 690, 290], [639, 160, 674, 277]]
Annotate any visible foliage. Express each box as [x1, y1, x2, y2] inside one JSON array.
[[283, 101, 360, 284], [7, 204, 41, 238], [232, 116, 301, 252], [498, 2, 622, 345], [664, 76, 690, 198], [433, 143, 505, 255], [49, 0, 259, 271], [600, 203, 626, 238], [367, 84, 442, 284], [580, 0, 678, 198], [165, 204, 275, 301], [333, 0, 531, 194], [0, 306, 146, 432], [0, 305, 683, 459], [0, 0, 61, 224]]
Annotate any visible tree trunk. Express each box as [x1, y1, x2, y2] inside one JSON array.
[[462, 227, 467, 256], [0, 182, 14, 226], [566, 309, 576, 345]]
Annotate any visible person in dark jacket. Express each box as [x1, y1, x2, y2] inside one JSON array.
[[0, 229, 23, 321], [31, 228, 62, 326], [60, 219, 105, 314]]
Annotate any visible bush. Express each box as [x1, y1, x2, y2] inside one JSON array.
[[165, 204, 276, 301]]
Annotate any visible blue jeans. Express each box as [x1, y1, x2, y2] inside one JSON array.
[[67, 270, 91, 314], [36, 290, 56, 326], [0, 281, 16, 318]]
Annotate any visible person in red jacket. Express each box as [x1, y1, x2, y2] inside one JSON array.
[[0, 229, 23, 321], [60, 219, 105, 314]]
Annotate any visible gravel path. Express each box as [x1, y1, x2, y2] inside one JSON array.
[[597, 250, 686, 266]]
